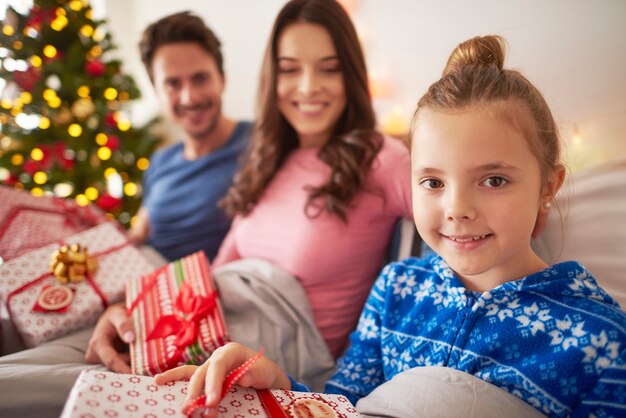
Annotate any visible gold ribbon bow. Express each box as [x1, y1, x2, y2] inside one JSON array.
[[49, 244, 98, 284]]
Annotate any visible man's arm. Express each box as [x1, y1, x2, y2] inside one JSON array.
[[127, 207, 150, 245]]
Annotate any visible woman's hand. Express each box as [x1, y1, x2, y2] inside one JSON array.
[[154, 342, 291, 417]]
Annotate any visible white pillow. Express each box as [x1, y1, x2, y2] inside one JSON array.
[[532, 160, 626, 308], [356, 366, 545, 418]]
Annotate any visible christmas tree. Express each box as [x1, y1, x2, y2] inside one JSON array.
[[0, 0, 161, 227]]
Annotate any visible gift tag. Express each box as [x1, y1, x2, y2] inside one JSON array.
[[33, 284, 74, 312]]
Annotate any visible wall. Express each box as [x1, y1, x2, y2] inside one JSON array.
[[104, 0, 626, 171]]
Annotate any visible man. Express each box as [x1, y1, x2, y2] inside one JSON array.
[[129, 11, 251, 261], [0, 12, 251, 417]]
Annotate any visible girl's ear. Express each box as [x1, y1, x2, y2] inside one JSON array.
[[541, 164, 566, 209], [532, 164, 565, 238]]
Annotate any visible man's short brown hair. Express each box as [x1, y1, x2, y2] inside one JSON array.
[[139, 11, 224, 82]]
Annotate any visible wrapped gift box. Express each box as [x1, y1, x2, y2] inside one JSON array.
[[0, 185, 108, 263], [127, 251, 228, 376], [61, 370, 361, 418], [0, 221, 155, 348]]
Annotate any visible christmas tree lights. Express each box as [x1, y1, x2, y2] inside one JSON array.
[[0, 0, 161, 227]]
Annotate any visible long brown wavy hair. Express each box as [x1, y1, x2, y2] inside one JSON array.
[[220, 0, 382, 222]]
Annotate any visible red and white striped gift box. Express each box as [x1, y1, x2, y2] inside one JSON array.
[[126, 251, 229, 376]]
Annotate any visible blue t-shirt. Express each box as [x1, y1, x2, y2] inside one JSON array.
[[143, 121, 252, 261], [324, 255, 626, 417]]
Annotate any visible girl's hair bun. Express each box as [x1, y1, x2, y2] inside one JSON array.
[[443, 35, 505, 76]]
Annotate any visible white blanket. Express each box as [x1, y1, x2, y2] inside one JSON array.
[[213, 258, 335, 392]]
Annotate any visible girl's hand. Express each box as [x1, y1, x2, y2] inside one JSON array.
[[154, 342, 291, 417]]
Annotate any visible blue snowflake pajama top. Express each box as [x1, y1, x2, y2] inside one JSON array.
[[324, 255, 626, 417]]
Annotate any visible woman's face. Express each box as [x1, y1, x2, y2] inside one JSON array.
[[276, 22, 347, 148]]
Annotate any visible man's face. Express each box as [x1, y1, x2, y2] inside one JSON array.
[[151, 42, 225, 141]]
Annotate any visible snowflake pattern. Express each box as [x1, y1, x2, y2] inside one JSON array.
[[325, 255, 626, 418], [516, 302, 552, 336], [357, 315, 379, 340], [391, 273, 416, 299], [582, 331, 621, 372], [548, 316, 587, 350]]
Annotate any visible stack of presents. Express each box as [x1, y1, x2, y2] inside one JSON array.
[[0, 186, 360, 417]]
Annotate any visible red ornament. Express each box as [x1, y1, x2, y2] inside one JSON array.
[[26, 7, 56, 29], [13, 67, 41, 92], [23, 159, 40, 175], [3, 173, 18, 186], [85, 60, 106, 77], [106, 135, 120, 151], [96, 194, 122, 212], [104, 112, 117, 127]]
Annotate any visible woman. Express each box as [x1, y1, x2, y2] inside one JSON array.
[[212, 0, 412, 358], [86, 0, 411, 370]]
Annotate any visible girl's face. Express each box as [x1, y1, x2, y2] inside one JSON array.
[[276, 22, 347, 148], [411, 105, 555, 291]]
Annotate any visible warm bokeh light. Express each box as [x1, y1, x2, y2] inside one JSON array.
[[117, 118, 131, 131], [380, 106, 410, 137], [68, 123, 83, 137], [43, 88, 57, 101], [93, 28, 105, 42], [48, 97, 61, 108], [97, 146, 112, 160], [89, 45, 102, 58], [75, 194, 89, 206], [80, 25, 94, 37], [2, 25, 15, 36], [31, 148, 44, 161], [137, 157, 150, 171], [95, 133, 108, 146], [43, 45, 58, 59], [20, 91, 32, 104], [77, 85, 90, 98], [85, 186, 99, 200], [39, 116, 51, 129], [124, 182, 138, 196], [33, 171, 48, 184], [54, 183, 73, 197], [69, 0, 83, 11], [103, 87, 118, 101], [30, 55, 42, 67], [51, 16, 68, 31], [11, 154, 24, 165], [31, 187, 44, 197], [104, 167, 117, 179]]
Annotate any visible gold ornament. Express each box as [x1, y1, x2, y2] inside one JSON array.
[[71, 98, 95, 119], [49, 244, 98, 284]]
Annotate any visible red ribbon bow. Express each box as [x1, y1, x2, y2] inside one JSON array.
[[146, 282, 217, 364]]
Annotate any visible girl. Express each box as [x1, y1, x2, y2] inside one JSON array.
[[156, 35, 626, 417]]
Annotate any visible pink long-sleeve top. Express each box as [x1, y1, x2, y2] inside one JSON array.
[[213, 136, 412, 357]]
